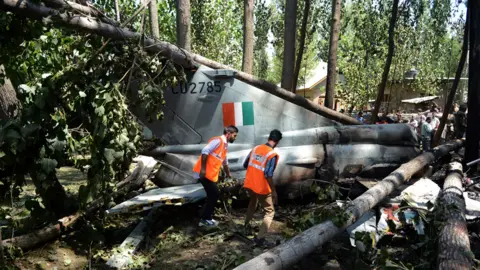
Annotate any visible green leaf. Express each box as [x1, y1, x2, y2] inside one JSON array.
[[95, 105, 105, 116], [79, 91, 86, 97], [113, 150, 124, 159], [103, 148, 115, 164], [0, 151, 5, 158], [40, 158, 58, 174], [19, 84, 34, 94], [5, 129, 21, 140]]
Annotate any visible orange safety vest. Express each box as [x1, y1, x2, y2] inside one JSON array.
[[193, 136, 227, 182], [244, 144, 279, 195]]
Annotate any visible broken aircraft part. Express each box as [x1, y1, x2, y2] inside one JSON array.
[[131, 65, 420, 196]]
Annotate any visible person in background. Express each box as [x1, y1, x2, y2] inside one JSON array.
[[193, 125, 238, 227], [356, 111, 365, 123], [408, 115, 418, 132], [243, 129, 282, 247], [421, 117, 434, 151], [430, 108, 440, 141], [396, 110, 402, 123], [454, 103, 467, 139]]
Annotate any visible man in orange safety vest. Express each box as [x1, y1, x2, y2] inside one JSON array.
[[243, 129, 282, 246], [193, 125, 238, 227]]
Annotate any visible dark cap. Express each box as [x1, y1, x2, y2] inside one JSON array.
[[268, 129, 283, 142]]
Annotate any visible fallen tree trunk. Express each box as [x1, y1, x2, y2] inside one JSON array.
[[1, 156, 157, 250], [234, 139, 464, 270], [0, 0, 360, 126], [437, 161, 472, 269], [43, 0, 118, 25]]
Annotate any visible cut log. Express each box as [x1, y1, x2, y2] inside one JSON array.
[[1, 156, 157, 250], [233, 139, 464, 270], [0, 0, 360, 126], [106, 209, 156, 269], [437, 161, 472, 269], [1, 213, 81, 250]]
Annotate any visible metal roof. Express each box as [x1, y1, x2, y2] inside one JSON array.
[[401, 96, 438, 104]]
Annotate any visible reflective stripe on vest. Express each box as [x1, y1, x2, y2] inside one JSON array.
[[243, 144, 279, 195]]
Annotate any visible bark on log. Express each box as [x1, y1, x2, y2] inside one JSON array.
[[1, 156, 157, 251], [234, 139, 464, 270], [433, 7, 469, 147], [2, 213, 81, 250], [0, 0, 360, 125], [437, 161, 472, 270]]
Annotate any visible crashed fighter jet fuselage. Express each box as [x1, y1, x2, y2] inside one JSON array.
[[133, 65, 420, 197]]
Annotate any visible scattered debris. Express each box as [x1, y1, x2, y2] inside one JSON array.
[[106, 210, 156, 269], [106, 184, 206, 215]]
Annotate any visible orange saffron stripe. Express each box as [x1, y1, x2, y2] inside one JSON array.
[[222, 103, 235, 127]]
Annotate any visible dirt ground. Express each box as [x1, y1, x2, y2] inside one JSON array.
[[5, 166, 480, 270]]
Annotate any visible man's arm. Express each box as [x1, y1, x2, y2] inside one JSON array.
[[200, 154, 208, 178], [223, 164, 232, 178], [243, 150, 252, 169]]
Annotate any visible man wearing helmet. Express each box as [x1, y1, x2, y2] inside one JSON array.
[[242, 129, 282, 246]]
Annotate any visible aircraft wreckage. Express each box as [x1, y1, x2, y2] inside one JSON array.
[[107, 65, 421, 213]]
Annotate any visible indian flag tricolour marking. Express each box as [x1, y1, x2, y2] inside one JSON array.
[[222, 102, 254, 127]]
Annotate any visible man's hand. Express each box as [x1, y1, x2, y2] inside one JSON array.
[[272, 190, 278, 205], [200, 168, 206, 179]]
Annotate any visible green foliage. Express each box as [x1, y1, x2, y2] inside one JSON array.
[[253, 0, 271, 79], [336, 0, 463, 109], [0, 7, 183, 213], [191, 0, 244, 70]]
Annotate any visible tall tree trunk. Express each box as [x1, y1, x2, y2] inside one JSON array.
[[0, 65, 20, 120], [149, 0, 159, 39], [241, 0, 254, 74], [433, 8, 469, 147], [466, 0, 480, 170], [114, 0, 120, 21], [176, 0, 191, 51], [324, 0, 341, 109], [292, 0, 310, 93], [370, 0, 399, 124], [281, 0, 297, 91]]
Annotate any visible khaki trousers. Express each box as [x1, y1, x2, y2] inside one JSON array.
[[244, 189, 275, 239]]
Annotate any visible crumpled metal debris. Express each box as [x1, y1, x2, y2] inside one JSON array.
[[346, 178, 439, 248]]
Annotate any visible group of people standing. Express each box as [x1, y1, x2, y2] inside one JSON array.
[[192, 126, 282, 247], [407, 104, 467, 151]]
